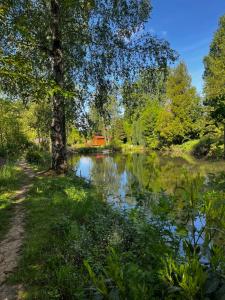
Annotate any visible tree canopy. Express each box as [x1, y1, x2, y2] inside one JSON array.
[[0, 0, 176, 171], [158, 62, 202, 145], [204, 14, 225, 157]]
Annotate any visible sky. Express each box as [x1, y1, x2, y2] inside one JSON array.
[[146, 0, 225, 94]]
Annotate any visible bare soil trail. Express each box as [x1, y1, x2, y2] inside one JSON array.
[[0, 161, 36, 300]]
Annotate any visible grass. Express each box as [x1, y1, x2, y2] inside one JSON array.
[[168, 137, 224, 161], [0, 162, 28, 238], [10, 172, 172, 299], [168, 139, 200, 156], [5, 165, 225, 299]]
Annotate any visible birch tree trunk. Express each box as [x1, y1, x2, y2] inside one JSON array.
[[50, 0, 67, 172]]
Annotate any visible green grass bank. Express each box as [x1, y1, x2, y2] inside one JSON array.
[[6, 166, 225, 300]]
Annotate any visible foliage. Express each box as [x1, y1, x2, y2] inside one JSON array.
[[120, 62, 203, 150], [0, 98, 29, 158], [25, 147, 51, 167], [139, 99, 161, 148], [204, 14, 225, 122], [192, 136, 224, 159], [157, 62, 202, 145], [159, 174, 225, 299], [21, 102, 52, 144], [67, 127, 83, 146], [122, 67, 168, 120], [204, 14, 225, 157], [168, 139, 200, 156], [0, 0, 176, 170]]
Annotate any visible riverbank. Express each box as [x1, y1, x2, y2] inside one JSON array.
[[0, 159, 223, 299], [1, 154, 225, 299], [69, 144, 146, 155], [160, 137, 224, 161], [8, 171, 170, 299], [71, 137, 224, 161]]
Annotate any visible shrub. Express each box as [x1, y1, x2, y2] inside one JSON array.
[[192, 136, 213, 158], [192, 136, 223, 159], [25, 148, 50, 166], [26, 149, 43, 163]]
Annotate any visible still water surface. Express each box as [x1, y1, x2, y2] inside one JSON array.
[[69, 152, 225, 209], [69, 152, 225, 268]]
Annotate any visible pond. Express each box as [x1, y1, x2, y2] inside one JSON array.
[[69, 152, 225, 210], [69, 152, 225, 297]]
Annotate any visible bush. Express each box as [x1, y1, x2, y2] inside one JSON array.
[[192, 136, 213, 158], [192, 136, 223, 159], [0, 137, 30, 159], [105, 142, 122, 152], [25, 148, 50, 166]]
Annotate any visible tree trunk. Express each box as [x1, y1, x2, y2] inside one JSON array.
[[50, 0, 67, 173]]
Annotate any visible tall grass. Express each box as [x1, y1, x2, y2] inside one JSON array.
[[0, 162, 18, 189]]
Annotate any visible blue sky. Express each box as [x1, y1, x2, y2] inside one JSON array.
[[146, 0, 225, 94]]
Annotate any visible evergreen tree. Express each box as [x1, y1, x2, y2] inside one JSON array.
[[140, 99, 161, 148], [158, 62, 201, 145], [203, 14, 225, 158]]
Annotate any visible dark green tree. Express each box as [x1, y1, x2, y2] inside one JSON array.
[[203, 14, 225, 158], [158, 62, 202, 145]]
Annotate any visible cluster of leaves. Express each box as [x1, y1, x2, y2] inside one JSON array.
[[0, 98, 29, 158], [120, 62, 202, 148], [203, 14, 225, 158], [204, 15, 225, 126], [0, 0, 176, 134]]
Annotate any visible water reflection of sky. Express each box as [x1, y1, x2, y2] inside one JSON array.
[[74, 156, 93, 181], [74, 155, 137, 209], [72, 153, 225, 261], [73, 153, 225, 210]]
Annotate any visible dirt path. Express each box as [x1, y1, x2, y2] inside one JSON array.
[[0, 161, 36, 300]]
